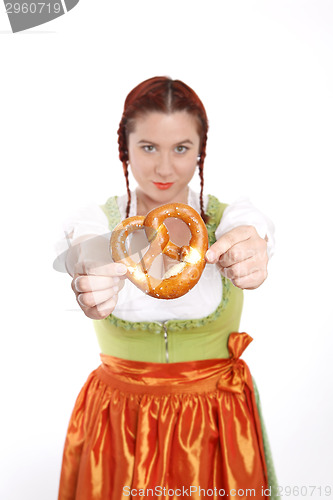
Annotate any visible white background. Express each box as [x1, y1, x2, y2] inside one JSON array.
[[1, 1, 332, 498]]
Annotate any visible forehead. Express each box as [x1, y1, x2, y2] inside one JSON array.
[[129, 111, 200, 142]]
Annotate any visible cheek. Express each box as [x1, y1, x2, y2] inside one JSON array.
[[177, 154, 198, 177], [175, 163, 196, 182], [128, 149, 143, 169], [129, 152, 154, 180], [128, 141, 143, 167]]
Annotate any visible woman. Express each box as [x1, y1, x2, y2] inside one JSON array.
[[58, 77, 278, 499]]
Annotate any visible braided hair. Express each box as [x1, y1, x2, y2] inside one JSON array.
[[117, 77, 209, 220]]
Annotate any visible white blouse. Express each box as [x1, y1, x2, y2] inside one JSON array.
[[54, 189, 275, 323]]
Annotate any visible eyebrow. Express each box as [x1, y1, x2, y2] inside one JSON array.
[[137, 139, 194, 145]]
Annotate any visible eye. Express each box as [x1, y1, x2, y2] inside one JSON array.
[[142, 145, 156, 153], [175, 145, 188, 154]]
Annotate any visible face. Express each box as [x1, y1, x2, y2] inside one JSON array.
[[127, 111, 201, 210]]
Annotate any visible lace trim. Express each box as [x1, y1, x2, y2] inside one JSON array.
[[106, 286, 231, 332], [101, 193, 231, 331]]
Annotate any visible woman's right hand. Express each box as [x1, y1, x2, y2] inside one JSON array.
[[71, 262, 128, 320]]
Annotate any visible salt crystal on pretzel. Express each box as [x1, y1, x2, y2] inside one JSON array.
[[110, 203, 208, 299]]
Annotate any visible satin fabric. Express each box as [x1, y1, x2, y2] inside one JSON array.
[[58, 332, 269, 500]]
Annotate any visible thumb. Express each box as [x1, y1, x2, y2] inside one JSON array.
[[206, 226, 251, 264], [75, 260, 128, 277], [206, 235, 235, 264], [206, 243, 223, 264]]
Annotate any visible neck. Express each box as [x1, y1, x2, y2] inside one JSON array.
[[135, 187, 189, 216]]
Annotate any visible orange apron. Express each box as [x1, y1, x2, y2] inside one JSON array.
[[58, 332, 269, 499]]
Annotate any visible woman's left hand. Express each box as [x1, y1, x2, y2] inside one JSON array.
[[205, 226, 268, 290]]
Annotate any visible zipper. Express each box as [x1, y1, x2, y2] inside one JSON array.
[[154, 321, 170, 363], [163, 322, 169, 363]]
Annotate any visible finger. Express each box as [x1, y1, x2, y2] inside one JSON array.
[[229, 269, 268, 290], [96, 294, 118, 316], [80, 294, 118, 320], [220, 256, 259, 281], [74, 275, 122, 293], [77, 286, 119, 309], [71, 276, 79, 295], [206, 226, 256, 264], [218, 240, 256, 268]]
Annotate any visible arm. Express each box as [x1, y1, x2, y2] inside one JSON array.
[[205, 199, 274, 290]]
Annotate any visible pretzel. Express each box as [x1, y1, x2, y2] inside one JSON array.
[[110, 203, 208, 299]]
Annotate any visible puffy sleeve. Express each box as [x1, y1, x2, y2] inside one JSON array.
[[215, 198, 275, 259], [53, 203, 110, 272]]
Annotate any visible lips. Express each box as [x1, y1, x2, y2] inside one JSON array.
[[153, 182, 174, 190]]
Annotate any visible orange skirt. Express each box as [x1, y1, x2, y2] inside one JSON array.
[[58, 332, 269, 499]]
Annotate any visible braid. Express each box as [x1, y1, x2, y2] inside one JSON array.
[[123, 163, 131, 218], [117, 118, 131, 217], [198, 164, 205, 222], [197, 123, 208, 223]]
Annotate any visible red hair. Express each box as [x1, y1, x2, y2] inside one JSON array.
[[117, 77, 209, 219]]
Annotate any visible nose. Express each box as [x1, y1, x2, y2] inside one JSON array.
[[155, 152, 173, 178]]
